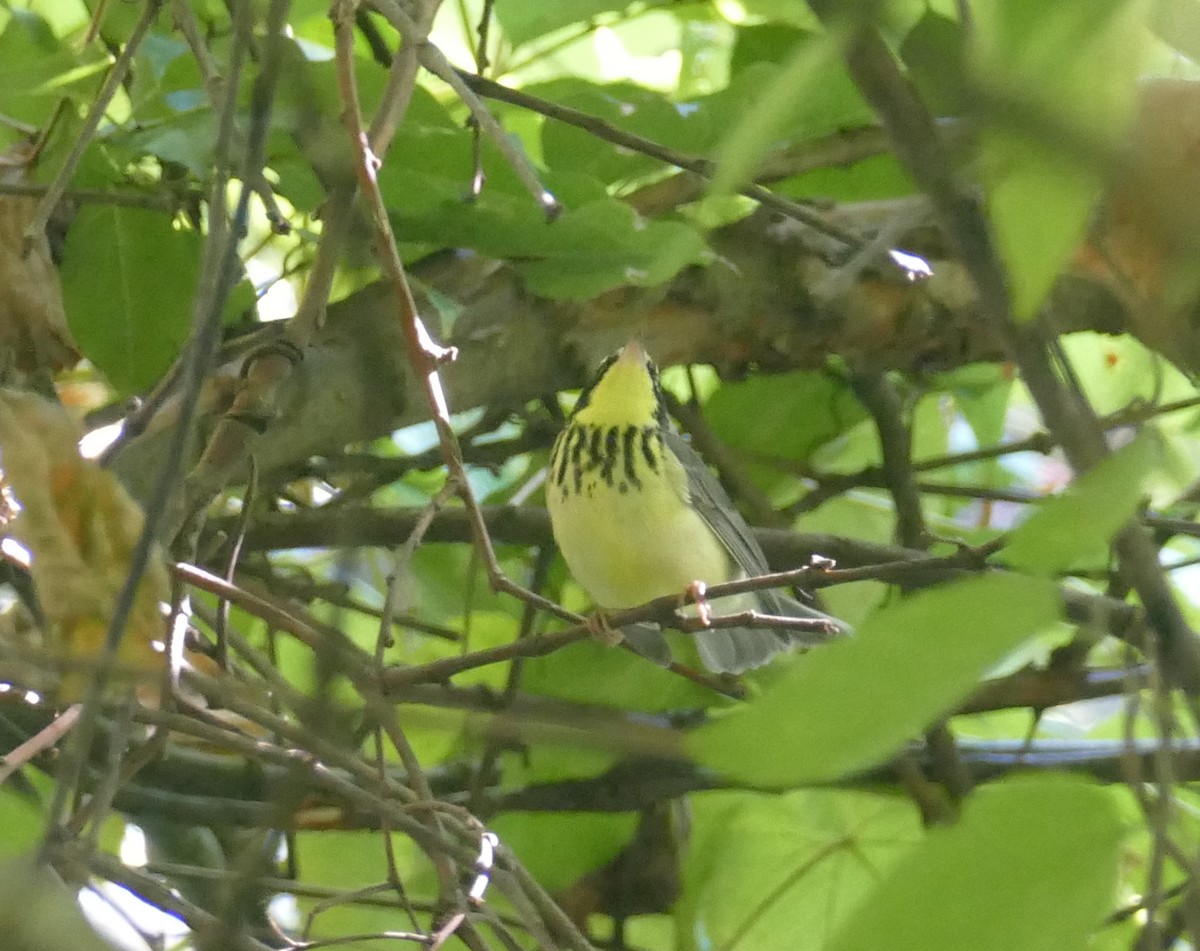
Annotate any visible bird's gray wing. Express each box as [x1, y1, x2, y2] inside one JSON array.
[[661, 429, 774, 579], [661, 429, 849, 673], [693, 625, 796, 673], [620, 623, 674, 667], [620, 620, 788, 672]]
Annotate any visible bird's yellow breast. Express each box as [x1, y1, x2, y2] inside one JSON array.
[[546, 423, 735, 608]]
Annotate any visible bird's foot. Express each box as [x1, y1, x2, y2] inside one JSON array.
[[586, 610, 625, 647], [680, 580, 713, 627]]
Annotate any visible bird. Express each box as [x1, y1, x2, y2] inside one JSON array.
[[545, 341, 848, 673]]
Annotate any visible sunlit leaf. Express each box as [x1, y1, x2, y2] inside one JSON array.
[[688, 573, 1062, 784], [496, 1, 633, 47], [0, 791, 44, 858], [970, 0, 1145, 319], [681, 790, 923, 951], [0, 14, 107, 128], [1059, 332, 1186, 416], [1002, 428, 1162, 574], [1151, 0, 1200, 59], [828, 778, 1123, 951], [710, 31, 869, 197], [724, 0, 821, 30], [490, 812, 639, 892]]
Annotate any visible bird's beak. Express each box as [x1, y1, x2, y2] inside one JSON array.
[[619, 340, 646, 365]]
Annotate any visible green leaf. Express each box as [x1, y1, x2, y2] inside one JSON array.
[[0, 855, 116, 951], [688, 573, 1062, 785], [775, 152, 914, 203], [730, 23, 810, 73], [970, 0, 1145, 319], [524, 232, 706, 298], [387, 114, 676, 280], [678, 13, 732, 98], [116, 110, 220, 176], [710, 32, 872, 197], [1060, 332, 1187, 417], [537, 80, 713, 185], [979, 134, 1103, 322], [939, 363, 1015, 450], [511, 202, 706, 299], [1002, 428, 1162, 574], [900, 9, 969, 115], [704, 371, 867, 462], [681, 790, 923, 951], [490, 812, 640, 891], [724, 0, 820, 30], [60, 206, 199, 395], [128, 31, 206, 120], [522, 632, 716, 711], [827, 778, 1124, 951], [496, 0, 633, 47], [0, 789, 44, 858], [0, 14, 107, 128], [1151, 0, 1200, 59], [13, 1, 89, 38]]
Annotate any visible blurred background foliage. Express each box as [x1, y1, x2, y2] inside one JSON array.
[[1, 0, 1200, 950]]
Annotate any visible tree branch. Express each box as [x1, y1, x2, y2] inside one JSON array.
[[811, 6, 1200, 693]]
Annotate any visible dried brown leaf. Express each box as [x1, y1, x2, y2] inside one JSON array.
[[0, 187, 80, 375], [0, 390, 168, 699]]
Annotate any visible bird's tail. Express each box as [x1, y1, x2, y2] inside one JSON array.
[[621, 595, 850, 674]]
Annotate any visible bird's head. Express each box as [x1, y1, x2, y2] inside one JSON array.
[[570, 341, 668, 428]]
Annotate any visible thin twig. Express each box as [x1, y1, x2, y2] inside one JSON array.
[[0, 181, 179, 211], [467, 546, 554, 814], [450, 69, 869, 249], [329, 0, 584, 645], [374, 481, 461, 899], [43, 0, 257, 839], [89, 852, 276, 951], [0, 704, 80, 784], [182, 0, 428, 513], [171, 0, 288, 231], [215, 457, 258, 670], [366, 0, 558, 218], [849, 368, 969, 811]]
